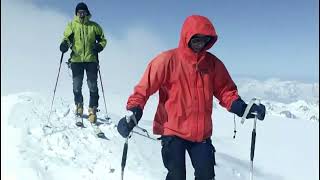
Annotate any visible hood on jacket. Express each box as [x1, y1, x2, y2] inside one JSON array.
[[75, 2, 91, 16], [178, 15, 218, 53]]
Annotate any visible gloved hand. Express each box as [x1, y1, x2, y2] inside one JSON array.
[[117, 106, 143, 138], [92, 43, 103, 53], [230, 98, 266, 120], [247, 103, 266, 120], [60, 41, 69, 53]]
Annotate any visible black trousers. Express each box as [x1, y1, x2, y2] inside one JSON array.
[[71, 62, 99, 108], [161, 136, 216, 180]]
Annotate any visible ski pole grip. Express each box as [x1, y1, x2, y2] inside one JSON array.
[[241, 98, 256, 124], [121, 141, 128, 170], [125, 111, 137, 125], [241, 97, 261, 124], [250, 129, 256, 161]]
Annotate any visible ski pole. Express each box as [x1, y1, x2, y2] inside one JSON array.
[[121, 136, 129, 180], [241, 98, 260, 180], [96, 53, 110, 120], [98, 69, 110, 120], [250, 99, 260, 180], [46, 52, 64, 128], [249, 115, 257, 180], [120, 112, 138, 180]]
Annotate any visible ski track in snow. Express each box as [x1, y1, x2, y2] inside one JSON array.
[[2, 92, 318, 180]]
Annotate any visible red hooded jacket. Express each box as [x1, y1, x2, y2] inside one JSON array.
[[127, 15, 239, 142]]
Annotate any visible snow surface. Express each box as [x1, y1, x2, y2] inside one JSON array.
[[1, 92, 319, 180]]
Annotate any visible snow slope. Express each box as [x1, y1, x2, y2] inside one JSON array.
[[1, 92, 319, 180]]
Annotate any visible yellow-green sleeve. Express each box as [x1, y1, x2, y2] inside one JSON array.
[[95, 24, 107, 49], [62, 22, 73, 46]]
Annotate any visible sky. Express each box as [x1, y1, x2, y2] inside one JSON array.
[[28, 0, 320, 80], [1, 0, 319, 96]]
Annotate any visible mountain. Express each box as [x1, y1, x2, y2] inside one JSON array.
[[234, 78, 319, 122], [235, 78, 319, 104]]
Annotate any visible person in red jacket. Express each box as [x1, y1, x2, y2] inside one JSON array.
[[117, 15, 265, 180]]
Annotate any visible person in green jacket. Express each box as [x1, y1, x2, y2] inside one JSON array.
[[59, 2, 107, 123]]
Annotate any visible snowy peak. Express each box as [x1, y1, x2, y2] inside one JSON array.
[[263, 100, 319, 121], [236, 78, 319, 104], [234, 78, 319, 122]]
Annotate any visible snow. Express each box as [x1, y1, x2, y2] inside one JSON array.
[[1, 92, 319, 180], [235, 78, 319, 122], [236, 78, 319, 104]]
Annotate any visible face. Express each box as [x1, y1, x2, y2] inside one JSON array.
[[189, 34, 212, 53], [77, 10, 88, 19]]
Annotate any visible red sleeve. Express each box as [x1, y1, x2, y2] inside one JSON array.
[[212, 58, 240, 110], [126, 52, 170, 110]]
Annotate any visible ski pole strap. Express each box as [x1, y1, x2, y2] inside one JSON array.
[[132, 129, 159, 141], [233, 114, 237, 139], [250, 129, 256, 161], [65, 58, 71, 68], [241, 97, 258, 124], [65, 59, 72, 77]]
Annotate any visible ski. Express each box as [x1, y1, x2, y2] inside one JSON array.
[[74, 113, 108, 139], [75, 114, 85, 127], [91, 122, 107, 139], [82, 114, 112, 124]]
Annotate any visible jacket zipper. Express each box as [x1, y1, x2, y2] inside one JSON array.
[[200, 73, 206, 140], [82, 23, 85, 62], [196, 74, 200, 141], [193, 67, 199, 141]]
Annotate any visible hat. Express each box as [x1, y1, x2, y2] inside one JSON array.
[[75, 2, 91, 15]]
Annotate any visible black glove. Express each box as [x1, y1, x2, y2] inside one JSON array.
[[60, 41, 69, 53], [230, 98, 266, 120], [92, 43, 103, 53], [117, 106, 143, 138]]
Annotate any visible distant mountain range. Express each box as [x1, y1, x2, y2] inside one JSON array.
[[228, 78, 319, 122]]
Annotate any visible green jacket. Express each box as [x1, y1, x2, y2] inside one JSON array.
[[62, 15, 107, 63]]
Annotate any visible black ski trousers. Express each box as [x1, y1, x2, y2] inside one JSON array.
[[160, 135, 216, 180], [71, 62, 99, 108]]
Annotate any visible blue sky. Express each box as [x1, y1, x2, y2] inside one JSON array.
[[1, 0, 319, 95], [31, 0, 319, 82]]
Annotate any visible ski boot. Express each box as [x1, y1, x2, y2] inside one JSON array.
[[75, 103, 84, 117], [88, 107, 105, 138], [88, 107, 97, 123], [75, 103, 84, 127]]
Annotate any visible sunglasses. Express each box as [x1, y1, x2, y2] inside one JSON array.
[[77, 10, 88, 16], [190, 36, 212, 44]]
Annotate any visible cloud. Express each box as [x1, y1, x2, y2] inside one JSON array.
[[1, 0, 71, 96], [1, 0, 168, 105]]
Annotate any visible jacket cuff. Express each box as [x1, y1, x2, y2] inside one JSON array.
[[229, 98, 247, 117]]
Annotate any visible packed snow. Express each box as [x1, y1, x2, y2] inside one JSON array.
[[1, 91, 318, 180]]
